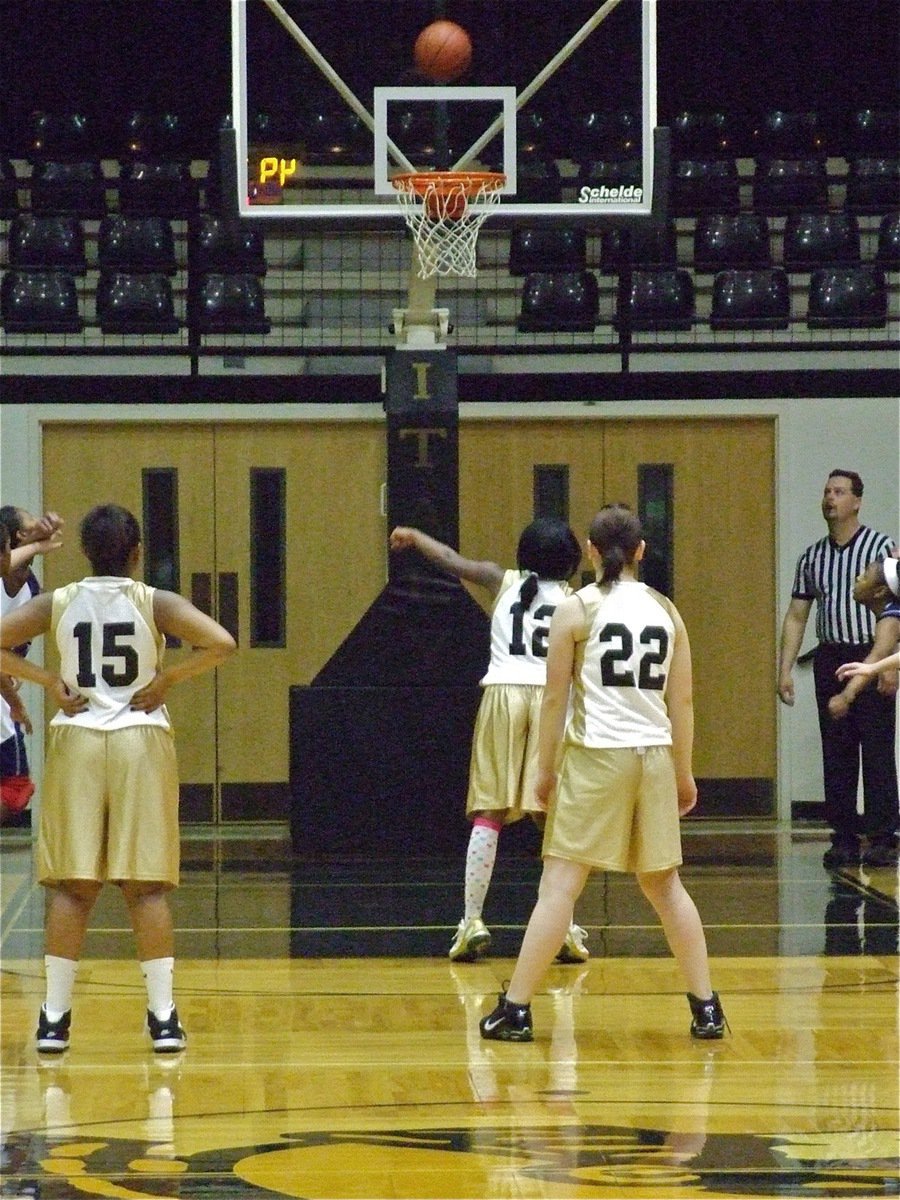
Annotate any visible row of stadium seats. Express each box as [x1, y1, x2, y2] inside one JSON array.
[[0, 269, 269, 335], [2, 263, 889, 337], [5, 211, 897, 280], [11, 106, 899, 162], [3, 154, 897, 220], [518, 267, 890, 333], [510, 213, 900, 274], [1, 214, 265, 276]]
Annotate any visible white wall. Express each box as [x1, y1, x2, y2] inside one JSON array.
[[1, 393, 898, 820]]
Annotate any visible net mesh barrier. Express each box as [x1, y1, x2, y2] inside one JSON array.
[[393, 172, 505, 278]]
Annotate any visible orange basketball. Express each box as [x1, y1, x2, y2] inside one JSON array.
[[425, 186, 466, 222], [414, 20, 472, 83]]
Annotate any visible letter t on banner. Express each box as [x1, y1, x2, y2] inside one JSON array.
[[384, 349, 459, 581]]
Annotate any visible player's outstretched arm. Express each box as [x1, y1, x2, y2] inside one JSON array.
[[389, 526, 504, 593], [836, 650, 900, 681]]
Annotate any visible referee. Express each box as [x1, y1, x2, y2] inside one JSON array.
[[778, 469, 898, 869]]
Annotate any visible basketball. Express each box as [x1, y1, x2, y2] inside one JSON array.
[[414, 20, 472, 83]]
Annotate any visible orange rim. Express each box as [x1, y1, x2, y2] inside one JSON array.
[[392, 171, 506, 198]]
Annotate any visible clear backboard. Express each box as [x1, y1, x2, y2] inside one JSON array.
[[229, 0, 658, 221]]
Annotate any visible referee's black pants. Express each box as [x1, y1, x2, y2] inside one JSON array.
[[813, 643, 899, 843]]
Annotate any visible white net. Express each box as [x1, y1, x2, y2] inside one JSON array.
[[393, 173, 505, 278]]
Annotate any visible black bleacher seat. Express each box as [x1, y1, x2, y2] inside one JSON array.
[[1, 269, 84, 333], [188, 273, 271, 334], [98, 216, 177, 275], [117, 160, 200, 219], [600, 220, 677, 274], [671, 110, 737, 158], [188, 215, 266, 276], [845, 158, 900, 215], [752, 110, 825, 158], [517, 271, 599, 333], [752, 158, 829, 214], [710, 268, 790, 330], [574, 110, 641, 161], [845, 108, 900, 157], [508, 226, 586, 276], [672, 158, 740, 216], [513, 149, 564, 204], [875, 212, 900, 269], [807, 266, 887, 329], [616, 269, 695, 331], [0, 158, 19, 220], [29, 160, 107, 219], [782, 212, 861, 271], [8, 216, 87, 274], [302, 106, 369, 166], [693, 213, 771, 272], [96, 272, 180, 333]]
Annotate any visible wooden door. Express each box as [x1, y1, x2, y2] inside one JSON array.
[[603, 418, 776, 807], [212, 422, 386, 819], [459, 416, 776, 816], [42, 420, 387, 824], [42, 424, 218, 803]]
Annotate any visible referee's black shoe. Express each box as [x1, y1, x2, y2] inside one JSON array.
[[822, 837, 860, 869], [861, 837, 899, 868]]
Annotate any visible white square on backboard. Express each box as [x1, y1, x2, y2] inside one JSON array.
[[373, 87, 518, 196]]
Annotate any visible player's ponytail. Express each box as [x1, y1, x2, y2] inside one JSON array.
[[518, 571, 539, 610], [588, 504, 643, 585]]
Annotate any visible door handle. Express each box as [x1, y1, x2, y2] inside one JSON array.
[[218, 572, 239, 644]]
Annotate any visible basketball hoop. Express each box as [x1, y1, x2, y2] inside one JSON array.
[[393, 171, 505, 278]]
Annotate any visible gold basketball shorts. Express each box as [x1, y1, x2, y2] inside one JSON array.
[[542, 743, 683, 874], [465, 683, 544, 820], [38, 724, 180, 887]]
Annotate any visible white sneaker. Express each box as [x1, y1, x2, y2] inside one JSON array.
[[448, 916, 491, 962], [556, 923, 589, 963]]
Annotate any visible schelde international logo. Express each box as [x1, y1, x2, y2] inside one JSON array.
[[578, 184, 644, 203]]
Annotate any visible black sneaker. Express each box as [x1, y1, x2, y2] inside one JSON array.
[[479, 992, 533, 1042], [822, 838, 860, 869], [36, 1006, 71, 1054], [146, 1007, 186, 1053], [687, 992, 727, 1040], [861, 838, 899, 868]]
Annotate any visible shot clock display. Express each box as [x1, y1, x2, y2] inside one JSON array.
[[247, 146, 301, 204]]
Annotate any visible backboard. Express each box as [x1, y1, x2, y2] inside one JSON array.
[[229, 0, 658, 220]]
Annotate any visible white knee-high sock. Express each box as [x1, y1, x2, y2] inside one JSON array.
[[44, 955, 78, 1019], [141, 957, 175, 1019], [464, 819, 501, 920]]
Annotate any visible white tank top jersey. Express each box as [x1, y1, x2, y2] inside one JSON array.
[[1, 577, 38, 741], [480, 569, 572, 687], [49, 577, 171, 731], [568, 579, 678, 749]]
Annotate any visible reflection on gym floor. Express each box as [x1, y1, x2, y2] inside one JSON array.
[[1, 823, 897, 1199]]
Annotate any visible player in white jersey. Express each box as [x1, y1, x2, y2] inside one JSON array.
[[0, 504, 236, 1055], [481, 504, 727, 1044], [389, 519, 589, 964], [0, 506, 64, 821], [834, 556, 900, 732]]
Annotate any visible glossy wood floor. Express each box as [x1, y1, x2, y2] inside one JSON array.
[[1, 824, 897, 1200]]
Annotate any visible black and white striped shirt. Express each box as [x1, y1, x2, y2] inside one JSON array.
[[792, 525, 896, 645]]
